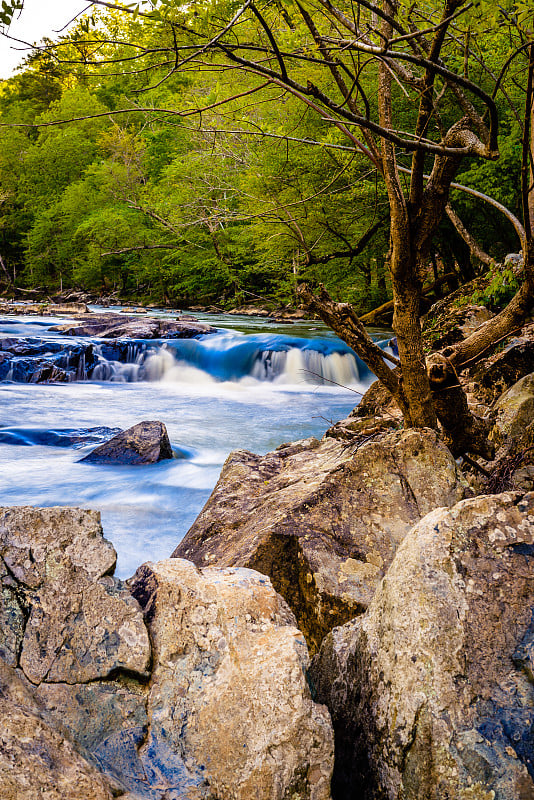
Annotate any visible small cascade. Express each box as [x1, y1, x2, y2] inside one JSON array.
[[89, 342, 155, 382], [0, 329, 388, 388]]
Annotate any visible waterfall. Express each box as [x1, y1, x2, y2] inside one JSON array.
[[0, 330, 388, 389]]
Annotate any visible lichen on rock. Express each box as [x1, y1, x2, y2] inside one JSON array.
[[311, 491, 534, 800]]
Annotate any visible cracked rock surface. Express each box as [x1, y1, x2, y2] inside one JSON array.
[[173, 429, 466, 653], [311, 492, 534, 800], [0, 660, 114, 800], [0, 506, 151, 685], [0, 506, 333, 800], [130, 558, 334, 800]]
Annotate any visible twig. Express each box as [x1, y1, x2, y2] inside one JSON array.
[[300, 369, 363, 394]]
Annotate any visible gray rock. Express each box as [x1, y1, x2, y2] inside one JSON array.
[[311, 492, 534, 800], [130, 558, 334, 800], [491, 372, 534, 446], [20, 574, 150, 684], [0, 505, 332, 800], [52, 313, 216, 339], [0, 506, 151, 685], [0, 661, 114, 800], [174, 429, 466, 652], [81, 420, 173, 465]]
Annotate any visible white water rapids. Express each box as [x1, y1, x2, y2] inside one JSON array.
[[0, 310, 381, 577]]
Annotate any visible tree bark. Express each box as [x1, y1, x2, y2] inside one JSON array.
[[298, 282, 497, 459], [446, 204, 493, 266], [297, 283, 407, 415], [378, 1, 437, 430]]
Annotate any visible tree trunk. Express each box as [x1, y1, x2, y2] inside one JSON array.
[[446, 204, 493, 266], [426, 353, 494, 459], [390, 269, 437, 428], [446, 243, 534, 369]]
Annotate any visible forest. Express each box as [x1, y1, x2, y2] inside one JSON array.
[[0, 0, 531, 316]]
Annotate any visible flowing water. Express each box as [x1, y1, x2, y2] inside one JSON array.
[[0, 309, 382, 577]]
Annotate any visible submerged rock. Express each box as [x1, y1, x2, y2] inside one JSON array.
[[51, 313, 216, 339], [81, 420, 173, 465], [311, 492, 534, 800], [173, 428, 466, 653], [0, 426, 121, 448], [0, 337, 94, 383], [130, 559, 334, 800]]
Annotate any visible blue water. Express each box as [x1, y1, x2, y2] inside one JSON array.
[[0, 309, 378, 577]]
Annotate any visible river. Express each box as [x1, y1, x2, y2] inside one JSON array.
[[0, 308, 381, 577]]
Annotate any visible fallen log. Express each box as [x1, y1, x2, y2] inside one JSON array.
[[359, 272, 458, 325]]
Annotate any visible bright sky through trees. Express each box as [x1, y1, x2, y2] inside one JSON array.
[[0, 0, 89, 77]]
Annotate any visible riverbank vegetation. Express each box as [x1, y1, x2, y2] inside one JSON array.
[[0, 1, 530, 316]]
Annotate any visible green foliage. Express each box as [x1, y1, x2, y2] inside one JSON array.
[[0, 0, 530, 310], [470, 263, 521, 310], [0, 0, 22, 28]]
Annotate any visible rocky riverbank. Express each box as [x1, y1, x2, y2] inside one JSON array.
[[1, 299, 534, 798]]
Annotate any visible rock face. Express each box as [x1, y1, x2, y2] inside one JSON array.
[[311, 492, 534, 800], [81, 420, 174, 465], [0, 661, 114, 800], [471, 323, 534, 403], [0, 506, 151, 683], [0, 506, 149, 797], [491, 372, 534, 446], [426, 303, 494, 351], [130, 559, 334, 800], [0, 506, 333, 799], [174, 429, 466, 652]]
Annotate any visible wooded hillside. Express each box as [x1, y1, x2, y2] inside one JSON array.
[[0, 0, 530, 313]]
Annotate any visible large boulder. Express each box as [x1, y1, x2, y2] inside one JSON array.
[[173, 429, 466, 652], [0, 661, 114, 800], [491, 372, 534, 447], [0, 506, 150, 684], [130, 559, 334, 800], [311, 492, 534, 800], [0, 507, 332, 799], [0, 507, 150, 797], [81, 420, 173, 465]]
